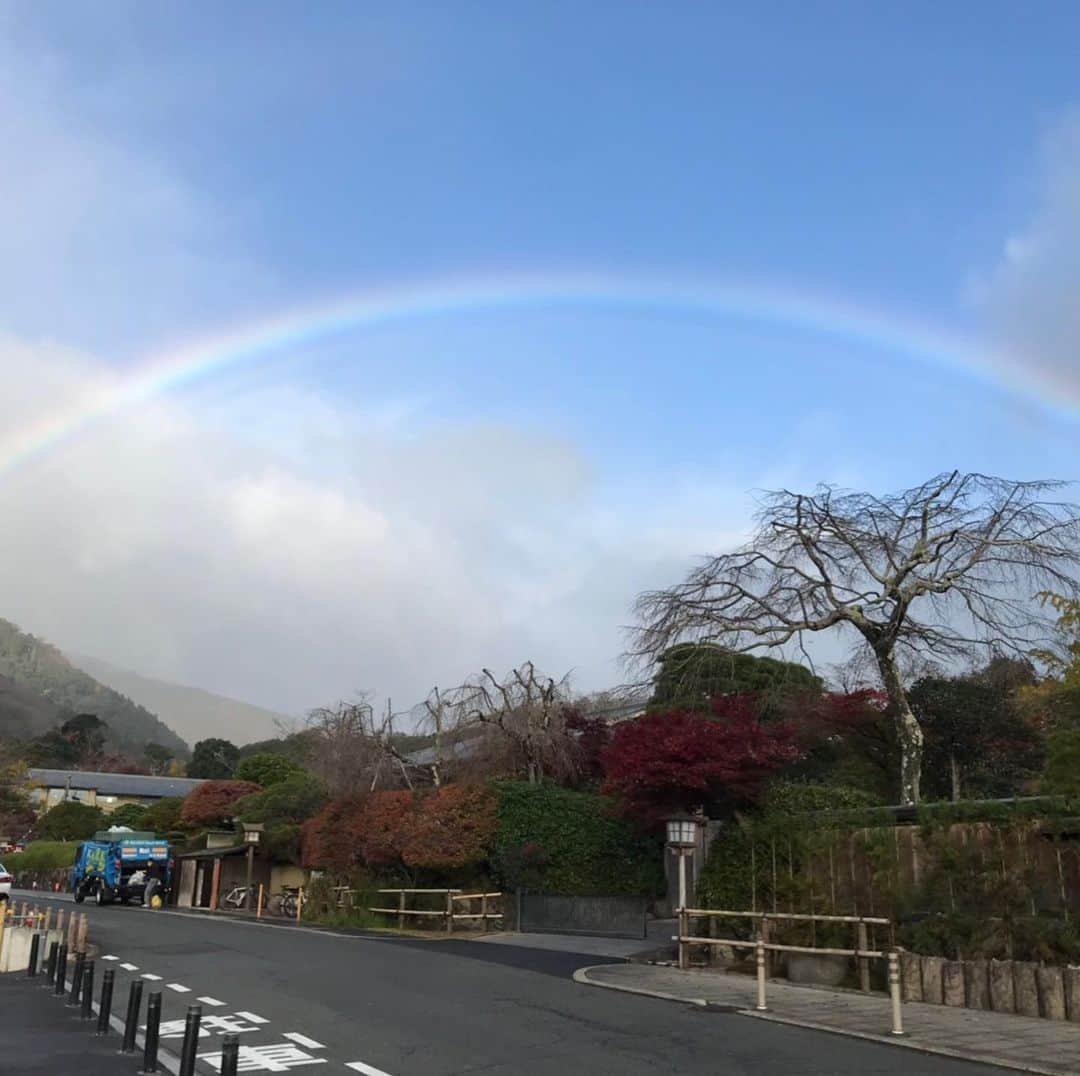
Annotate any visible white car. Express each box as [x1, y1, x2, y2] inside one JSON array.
[[0, 862, 11, 903]]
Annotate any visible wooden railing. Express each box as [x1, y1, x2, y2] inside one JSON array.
[[676, 908, 903, 1034], [369, 889, 503, 932]]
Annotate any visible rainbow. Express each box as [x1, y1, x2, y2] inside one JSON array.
[[0, 270, 1069, 479]]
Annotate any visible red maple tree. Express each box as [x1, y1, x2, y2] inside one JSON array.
[[402, 784, 498, 870], [180, 780, 262, 828], [601, 695, 800, 821]]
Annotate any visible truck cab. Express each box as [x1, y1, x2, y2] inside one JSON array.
[[71, 830, 172, 906]]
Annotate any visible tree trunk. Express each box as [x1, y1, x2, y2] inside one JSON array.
[[875, 648, 923, 805], [949, 752, 961, 802]]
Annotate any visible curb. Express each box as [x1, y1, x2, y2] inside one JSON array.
[[572, 966, 707, 1007], [574, 966, 1073, 1076]]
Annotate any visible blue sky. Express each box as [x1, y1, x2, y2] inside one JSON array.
[[0, 4, 1077, 721]]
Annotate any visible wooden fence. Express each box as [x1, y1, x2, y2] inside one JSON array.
[[368, 889, 503, 932], [677, 907, 903, 1033], [723, 819, 1080, 921]]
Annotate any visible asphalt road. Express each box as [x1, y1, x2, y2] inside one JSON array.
[[12, 892, 1009, 1075]]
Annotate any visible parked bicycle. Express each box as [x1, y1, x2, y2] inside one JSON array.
[[266, 886, 300, 918], [222, 883, 257, 910]]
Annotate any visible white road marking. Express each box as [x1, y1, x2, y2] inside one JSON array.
[[283, 1031, 325, 1049], [166, 983, 190, 992], [346, 1063, 396, 1076], [234, 1011, 269, 1024], [141, 973, 163, 981], [102, 955, 118, 961], [120, 963, 138, 971], [197, 996, 226, 1006]]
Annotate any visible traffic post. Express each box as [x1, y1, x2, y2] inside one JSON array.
[[97, 968, 115, 1036], [27, 932, 40, 978], [178, 1004, 202, 1076], [68, 951, 85, 1005], [121, 979, 143, 1054], [53, 944, 68, 997], [80, 960, 95, 1020], [220, 1032, 240, 1076], [142, 990, 162, 1073], [44, 939, 58, 987]]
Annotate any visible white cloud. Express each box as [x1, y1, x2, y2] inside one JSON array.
[[0, 335, 762, 719], [972, 111, 1080, 402]]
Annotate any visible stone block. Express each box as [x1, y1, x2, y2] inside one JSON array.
[[1013, 961, 1041, 1018], [920, 955, 945, 1004], [901, 951, 923, 1001], [989, 959, 1016, 1014], [964, 959, 990, 1010], [1037, 965, 1067, 1021], [943, 960, 965, 1007], [1065, 965, 1080, 1023]]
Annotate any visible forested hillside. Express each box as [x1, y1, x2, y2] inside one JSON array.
[[0, 619, 188, 755]]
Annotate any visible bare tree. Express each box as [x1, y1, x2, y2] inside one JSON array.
[[445, 661, 579, 784], [304, 695, 402, 795], [631, 472, 1080, 804]]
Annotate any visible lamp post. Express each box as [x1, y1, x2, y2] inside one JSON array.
[[241, 823, 263, 913], [665, 815, 700, 912]]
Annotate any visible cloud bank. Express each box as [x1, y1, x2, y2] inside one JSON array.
[[0, 336, 753, 717], [974, 111, 1080, 400]]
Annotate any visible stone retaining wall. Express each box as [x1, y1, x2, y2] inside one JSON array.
[[901, 950, 1080, 1022]]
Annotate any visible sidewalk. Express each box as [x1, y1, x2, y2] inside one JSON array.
[[0, 972, 132, 1075], [475, 918, 676, 959], [575, 963, 1080, 1076]]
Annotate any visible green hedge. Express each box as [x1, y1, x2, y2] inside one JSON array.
[[4, 841, 80, 872], [491, 781, 663, 897]]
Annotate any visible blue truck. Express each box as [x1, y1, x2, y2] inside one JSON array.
[[70, 829, 172, 906]]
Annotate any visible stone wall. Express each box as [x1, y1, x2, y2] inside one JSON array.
[[901, 950, 1080, 1022]]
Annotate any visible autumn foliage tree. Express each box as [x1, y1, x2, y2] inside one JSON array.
[[180, 779, 261, 828], [601, 695, 799, 821], [402, 784, 498, 869], [301, 785, 498, 875]]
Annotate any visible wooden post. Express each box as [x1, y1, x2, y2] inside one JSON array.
[[761, 917, 772, 978], [256, 884, 264, 919], [888, 950, 905, 1035], [43, 906, 52, 932], [857, 920, 870, 992], [296, 886, 304, 923], [67, 909, 77, 952], [446, 890, 454, 933], [209, 858, 222, 912], [756, 939, 768, 1011], [678, 908, 688, 970], [56, 907, 66, 938], [76, 913, 88, 954], [481, 894, 489, 932], [398, 890, 405, 931]]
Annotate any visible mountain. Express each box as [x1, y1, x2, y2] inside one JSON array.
[[0, 672, 62, 740], [0, 618, 188, 755], [68, 653, 291, 747]]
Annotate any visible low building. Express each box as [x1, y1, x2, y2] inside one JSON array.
[[26, 768, 204, 814]]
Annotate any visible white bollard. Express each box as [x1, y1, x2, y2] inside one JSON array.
[[888, 950, 905, 1035], [756, 939, 768, 1011]]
